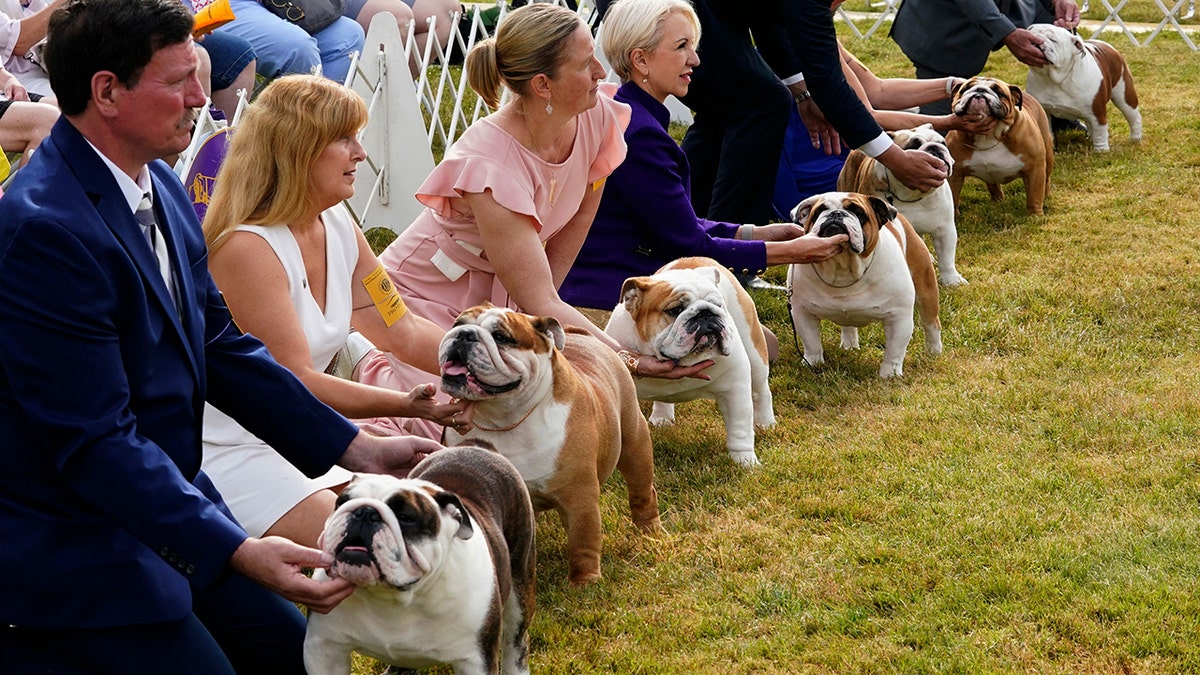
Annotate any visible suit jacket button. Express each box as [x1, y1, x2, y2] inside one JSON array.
[[160, 547, 170, 556], [185, 564, 196, 575]]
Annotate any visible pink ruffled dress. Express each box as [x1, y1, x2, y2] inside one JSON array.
[[378, 89, 631, 330]]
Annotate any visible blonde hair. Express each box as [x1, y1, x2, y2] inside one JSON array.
[[601, 0, 699, 83], [465, 3, 585, 109], [203, 74, 369, 253]]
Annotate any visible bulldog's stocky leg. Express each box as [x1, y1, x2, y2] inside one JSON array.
[[558, 484, 604, 585], [715, 390, 760, 467], [791, 310, 826, 368], [303, 631, 353, 675], [840, 326, 860, 351], [878, 313, 915, 378], [615, 421, 662, 532]]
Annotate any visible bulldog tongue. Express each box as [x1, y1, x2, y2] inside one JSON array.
[[442, 363, 469, 376]]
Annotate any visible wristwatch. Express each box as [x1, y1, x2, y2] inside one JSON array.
[[794, 89, 813, 103]]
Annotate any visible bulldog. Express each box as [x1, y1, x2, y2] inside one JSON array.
[[605, 257, 775, 468], [304, 445, 536, 675], [785, 192, 942, 379], [1024, 23, 1142, 152], [946, 76, 1055, 215], [837, 124, 965, 286], [440, 304, 660, 585]]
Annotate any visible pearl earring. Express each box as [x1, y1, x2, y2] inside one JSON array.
[[545, 100, 553, 115]]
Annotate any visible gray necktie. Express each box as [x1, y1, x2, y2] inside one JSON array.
[[135, 192, 175, 303]]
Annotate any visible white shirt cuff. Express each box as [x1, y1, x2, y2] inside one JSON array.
[[859, 132, 892, 158], [780, 72, 805, 86]]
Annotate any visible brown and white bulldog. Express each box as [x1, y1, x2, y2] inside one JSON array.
[[786, 192, 941, 379], [838, 124, 965, 286], [1024, 23, 1142, 152], [439, 304, 660, 585], [305, 445, 536, 675], [946, 76, 1054, 215], [605, 257, 774, 468]]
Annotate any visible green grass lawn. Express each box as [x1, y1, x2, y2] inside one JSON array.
[[357, 29, 1200, 675]]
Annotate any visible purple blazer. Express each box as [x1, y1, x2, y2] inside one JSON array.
[[560, 82, 767, 310]]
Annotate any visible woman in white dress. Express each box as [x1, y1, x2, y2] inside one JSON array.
[[200, 74, 469, 547]]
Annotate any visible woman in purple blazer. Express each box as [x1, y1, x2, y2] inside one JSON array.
[[559, 0, 846, 312]]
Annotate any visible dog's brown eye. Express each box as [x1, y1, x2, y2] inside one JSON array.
[[665, 306, 684, 318], [492, 330, 514, 345]]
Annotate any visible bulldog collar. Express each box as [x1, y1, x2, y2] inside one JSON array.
[[471, 404, 538, 432]]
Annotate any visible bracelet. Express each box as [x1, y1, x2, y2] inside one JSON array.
[[945, 77, 957, 96], [617, 350, 641, 378], [738, 224, 756, 241], [794, 89, 812, 103]]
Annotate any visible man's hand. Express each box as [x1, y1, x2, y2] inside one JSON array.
[[339, 429, 446, 477], [229, 537, 355, 615], [0, 73, 29, 102], [1003, 28, 1050, 67], [876, 144, 948, 192], [795, 98, 843, 156], [1054, 0, 1081, 29]]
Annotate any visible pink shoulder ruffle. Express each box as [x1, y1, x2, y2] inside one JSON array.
[[415, 154, 539, 224], [588, 84, 632, 183]]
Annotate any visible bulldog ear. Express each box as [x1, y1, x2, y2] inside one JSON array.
[[532, 316, 566, 350], [434, 492, 474, 540], [790, 194, 822, 228], [868, 195, 898, 225], [619, 277, 651, 315], [1009, 83, 1025, 110]]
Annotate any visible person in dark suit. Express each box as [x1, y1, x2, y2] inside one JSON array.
[[891, 0, 1081, 115], [0, 1, 442, 673]]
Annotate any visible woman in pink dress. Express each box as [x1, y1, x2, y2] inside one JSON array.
[[379, 3, 707, 380]]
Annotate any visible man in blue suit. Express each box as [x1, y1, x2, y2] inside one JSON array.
[[891, 0, 1081, 115], [0, 1, 442, 672]]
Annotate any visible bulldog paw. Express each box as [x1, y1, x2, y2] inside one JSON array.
[[647, 414, 675, 427], [648, 401, 676, 427], [729, 450, 761, 468], [878, 363, 904, 378], [568, 570, 602, 586], [754, 412, 776, 429], [940, 272, 968, 287]]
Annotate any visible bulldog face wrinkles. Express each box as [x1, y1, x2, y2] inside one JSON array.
[[320, 475, 472, 590], [439, 305, 562, 401], [622, 271, 732, 362], [953, 77, 1017, 121], [892, 125, 953, 175], [791, 192, 892, 255]]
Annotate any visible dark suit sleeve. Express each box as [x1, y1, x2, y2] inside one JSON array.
[[954, 0, 1018, 45], [0, 217, 247, 588], [781, 0, 884, 149], [608, 120, 767, 272]]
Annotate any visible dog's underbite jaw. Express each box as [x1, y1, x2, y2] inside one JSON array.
[[441, 361, 521, 399]]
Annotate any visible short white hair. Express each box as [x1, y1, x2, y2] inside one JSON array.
[[601, 0, 700, 83]]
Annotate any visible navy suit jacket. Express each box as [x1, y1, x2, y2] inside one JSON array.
[[891, 0, 1057, 76], [0, 117, 358, 629], [560, 83, 766, 310]]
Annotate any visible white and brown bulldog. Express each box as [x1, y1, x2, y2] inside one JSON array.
[[786, 192, 941, 379], [838, 124, 965, 286], [946, 76, 1055, 215], [304, 445, 536, 675], [1024, 23, 1142, 152], [439, 304, 660, 585], [605, 257, 774, 468]]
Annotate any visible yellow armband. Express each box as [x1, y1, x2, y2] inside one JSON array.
[[361, 264, 408, 327]]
